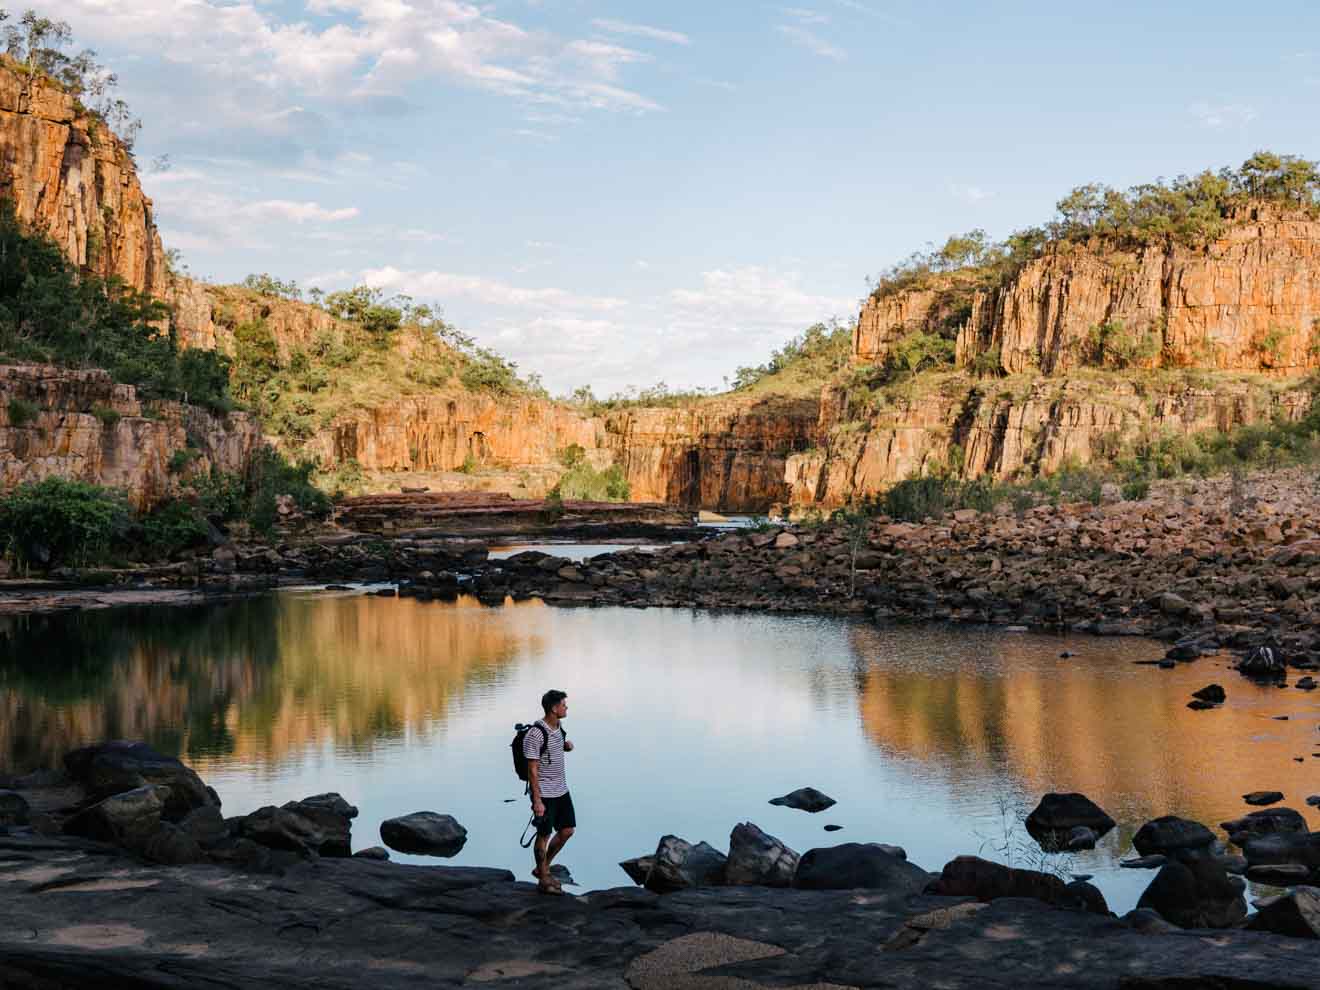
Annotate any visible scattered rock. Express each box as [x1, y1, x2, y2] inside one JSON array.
[[724, 822, 798, 887], [1121, 855, 1168, 869], [1221, 807, 1308, 845], [925, 855, 1107, 914], [142, 822, 205, 865], [1024, 793, 1116, 850], [232, 806, 326, 857], [1132, 816, 1216, 857], [645, 836, 726, 893], [353, 846, 390, 861], [1243, 791, 1283, 806], [1121, 908, 1180, 934], [63, 784, 167, 847], [1242, 831, 1320, 870], [1245, 863, 1312, 885], [1308, 795, 1320, 808], [768, 787, 836, 813], [281, 794, 357, 857], [619, 855, 654, 886], [1136, 857, 1246, 929], [792, 843, 928, 893], [1237, 645, 1286, 681], [1298, 676, 1319, 690], [64, 741, 215, 821], [379, 812, 468, 857], [1246, 887, 1320, 939], [1187, 698, 1220, 710], [823, 824, 843, 832], [1192, 684, 1226, 703]]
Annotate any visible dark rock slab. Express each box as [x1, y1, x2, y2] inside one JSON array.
[[1136, 857, 1246, 929], [0, 789, 29, 827], [768, 787, 836, 813], [924, 855, 1108, 914], [619, 855, 655, 885], [1242, 831, 1320, 869], [1132, 816, 1215, 857], [281, 794, 357, 857], [1246, 886, 1320, 939], [1221, 807, 1308, 845], [793, 843, 928, 893], [1246, 863, 1313, 885], [231, 805, 326, 857], [379, 811, 467, 857], [62, 784, 166, 847], [1243, 790, 1284, 806], [353, 846, 390, 861], [724, 822, 798, 887], [1192, 684, 1226, 703]]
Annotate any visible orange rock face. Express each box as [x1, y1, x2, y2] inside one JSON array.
[[0, 65, 166, 299], [0, 365, 261, 509]]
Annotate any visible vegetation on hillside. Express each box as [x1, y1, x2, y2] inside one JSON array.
[[729, 320, 853, 393], [551, 444, 630, 501], [0, 202, 233, 411]]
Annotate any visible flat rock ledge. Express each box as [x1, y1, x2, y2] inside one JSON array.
[[1, 834, 1319, 989]]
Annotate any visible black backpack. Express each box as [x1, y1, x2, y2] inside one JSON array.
[[511, 721, 566, 784]]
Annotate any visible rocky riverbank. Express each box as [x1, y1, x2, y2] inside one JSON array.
[[3, 743, 1320, 989]]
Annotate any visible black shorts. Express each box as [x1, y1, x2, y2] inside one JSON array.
[[535, 792, 576, 837]]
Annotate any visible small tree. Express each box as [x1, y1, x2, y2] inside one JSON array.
[[835, 506, 873, 599]]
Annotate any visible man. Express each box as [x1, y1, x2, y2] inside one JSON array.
[[525, 689, 575, 894]]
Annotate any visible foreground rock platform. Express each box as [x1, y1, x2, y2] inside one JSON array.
[[2, 833, 1319, 989]]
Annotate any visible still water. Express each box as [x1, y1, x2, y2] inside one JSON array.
[[3, 589, 1318, 911]]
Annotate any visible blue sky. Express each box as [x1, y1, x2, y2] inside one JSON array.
[[52, 0, 1320, 395]]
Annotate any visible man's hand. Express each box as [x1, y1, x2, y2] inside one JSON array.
[[533, 799, 545, 818], [564, 740, 574, 752]]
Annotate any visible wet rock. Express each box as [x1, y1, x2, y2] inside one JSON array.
[[1192, 684, 1226, 703], [724, 822, 798, 887], [1246, 887, 1320, 939], [1243, 791, 1283, 806], [1132, 816, 1216, 857], [281, 794, 357, 857], [142, 822, 205, 865], [63, 784, 167, 847], [792, 843, 928, 893], [178, 806, 227, 849], [64, 741, 214, 821], [1024, 793, 1115, 849], [1121, 907, 1180, 934], [1222, 807, 1308, 844], [1298, 676, 1319, 690], [645, 836, 726, 893], [925, 856, 1107, 914], [1063, 826, 1099, 851], [1245, 863, 1313, 884], [1237, 645, 1286, 681], [380, 812, 468, 857], [1308, 795, 1320, 808], [353, 846, 390, 860], [232, 806, 325, 857], [1165, 643, 1201, 661], [1187, 698, 1220, 710], [619, 855, 654, 885], [1120, 854, 1168, 869], [1242, 831, 1320, 870], [0, 790, 29, 827], [768, 787, 836, 813], [1136, 857, 1246, 929], [823, 824, 843, 832]]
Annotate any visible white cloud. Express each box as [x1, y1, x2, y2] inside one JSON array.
[[775, 25, 846, 61], [362, 266, 628, 311], [241, 200, 360, 223], [590, 18, 691, 46], [949, 183, 992, 204], [1190, 102, 1257, 130], [782, 7, 831, 25], [669, 266, 854, 328]]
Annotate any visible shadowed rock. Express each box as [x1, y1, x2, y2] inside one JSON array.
[[768, 787, 836, 813], [63, 785, 167, 847], [1136, 856, 1246, 929], [64, 741, 215, 821], [0, 789, 29, 827], [1025, 793, 1115, 850], [380, 812, 467, 857], [1132, 816, 1215, 857], [1243, 790, 1283, 806], [1192, 684, 1226, 703], [925, 856, 1108, 914], [725, 823, 798, 887], [793, 843, 928, 893], [645, 836, 726, 893], [1221, 807, 1307, 846], [1247, 887, 1320, 939]]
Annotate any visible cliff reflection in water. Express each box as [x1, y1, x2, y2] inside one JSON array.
[[0, 594, 541, 772], [850, 624, 1320, 833]]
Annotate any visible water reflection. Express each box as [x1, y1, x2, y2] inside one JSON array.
[[3, 594, 1317, 906]]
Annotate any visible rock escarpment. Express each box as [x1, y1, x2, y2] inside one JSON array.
[[0, 63, 165, 299], [0, 365, 260, 509]]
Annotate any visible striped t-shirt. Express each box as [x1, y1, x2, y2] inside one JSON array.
[[523, 720, 568, 798]]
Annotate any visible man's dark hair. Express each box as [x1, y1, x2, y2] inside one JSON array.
[[541, 689, 567, 714]]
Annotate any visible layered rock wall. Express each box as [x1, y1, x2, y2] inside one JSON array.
[[0, 365, 261, 509], [857, 208, 1320, 378], [0, 64, 166, 298]]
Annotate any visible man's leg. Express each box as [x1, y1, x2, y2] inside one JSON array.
[[533, 832, 551, 881], [543, 826, 575, 871]]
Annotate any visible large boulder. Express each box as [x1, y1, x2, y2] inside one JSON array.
[[142, 823, 205, 865], [1132, 816, 1216, 857], [768, 787, 836, 813], [231, 806, 326, 857], [924, 855, 1108, 914], [724, 822, 798, 887], [644, 836, 727, 893], [1242, 831, 1320, 870], [1237, 645, 1286, 681], [63, 742, 214, 821], [1136, 857, 1247, 929], [619, 855, 655, 886], [178, 806, 228, 850], [380, 812, 467, 857], [1246, 887, 1320, 939], [0, 789, 29, 827], [1220, 807, 1308, 846], [63, 785, 167, 847], [1024, 793, 1115, 849], [792, 843, 928, 894], [281, 794, 357, 857]]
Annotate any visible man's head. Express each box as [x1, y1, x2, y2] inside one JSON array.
[[541, 689, 568, 718]]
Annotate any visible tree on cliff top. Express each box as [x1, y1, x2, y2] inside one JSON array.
[[0, 8, 141, 149]]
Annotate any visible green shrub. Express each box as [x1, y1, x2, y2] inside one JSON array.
[[7, 398, 38, 426], [0, 478, 129, 569], [140, 499, 209, 558], [168, 447, 200, 474], [457, 453, 478, 474], [91, 405, 121, 428], [554, 459, 631, 501], [1122, 479, 1150, 500], [244, 447, 331, 536]]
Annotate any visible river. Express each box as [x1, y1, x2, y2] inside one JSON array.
[[2, 586, 1316, 912]]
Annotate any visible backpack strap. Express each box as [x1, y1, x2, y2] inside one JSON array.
[[533, 720, 563, 765]]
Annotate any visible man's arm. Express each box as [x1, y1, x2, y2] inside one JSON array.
[[528, 761, 544, 818]]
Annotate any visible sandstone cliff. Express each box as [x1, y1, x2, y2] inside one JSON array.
[[0, 63, 165, 299], [0, 365, 260, 509]]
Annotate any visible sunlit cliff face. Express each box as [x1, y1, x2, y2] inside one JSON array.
[[849, 623, 1320, 834], [0, 594, 546, 772]]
